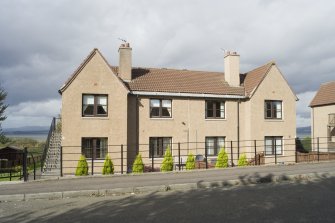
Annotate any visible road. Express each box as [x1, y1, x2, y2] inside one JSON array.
[[1, 177, 335, 223], [1, 162, 335, 195]]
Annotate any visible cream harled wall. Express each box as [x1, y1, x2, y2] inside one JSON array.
[[311, 105, 335, 152], [241, 65, 297, 164], [61, 51, 128, 174]]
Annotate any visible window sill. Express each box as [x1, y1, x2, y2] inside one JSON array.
[[86, 159, 105, 163], [150, 118, 174, 120], [264, 155, 284, 158], [264, 119, 284, 122], [82, 117, 109, 120], [205, 118, 226, 121]]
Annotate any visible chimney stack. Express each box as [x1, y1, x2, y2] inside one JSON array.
[[118, 42, 132, 81], [224, 51, 240, 87]]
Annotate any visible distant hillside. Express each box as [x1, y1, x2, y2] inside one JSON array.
[[3, 126, 49, 135], [297, 126, 311, 138]]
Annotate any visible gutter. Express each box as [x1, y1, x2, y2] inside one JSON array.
[[130, 91, 247, 99]]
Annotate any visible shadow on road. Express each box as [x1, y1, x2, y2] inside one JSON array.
[[2, 173, 335, 223]]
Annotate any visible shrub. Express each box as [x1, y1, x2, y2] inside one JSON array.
[[186, 153, 195, 170], [75, 155, 88, 176], [102, 155, 114, 175], [238, 153, 248, 166], [215, 148, 228, 168], [160, 146, 174, 172], [132, 154, 144, 173]]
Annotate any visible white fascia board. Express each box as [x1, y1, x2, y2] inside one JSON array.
[[130, 91, 246, 99]]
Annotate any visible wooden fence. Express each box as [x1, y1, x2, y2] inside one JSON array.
[[297, 151, 335, 163]]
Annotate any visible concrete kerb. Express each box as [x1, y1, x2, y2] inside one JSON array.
[[1, 171, 335, 203]]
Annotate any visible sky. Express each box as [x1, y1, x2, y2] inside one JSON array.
[[1, 0, 335, 129]]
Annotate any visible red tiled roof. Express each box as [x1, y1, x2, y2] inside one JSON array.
[[310, 81, 335, 107], [60, 48, 281, 98], [242, 61, 274, 96], [111, 66, 245, 96]]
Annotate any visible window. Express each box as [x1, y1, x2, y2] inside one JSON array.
[[206, 101, 225, 119], [265, 100, 282, 119], [82, 138, 108, 159], [82, 94, 108, 117], [265, 136, 283, 156], [150, 99, 172, 118], [149, 137, 172, 158], [205, 137, 225, 156]]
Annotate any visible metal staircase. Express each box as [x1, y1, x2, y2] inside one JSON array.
[[41, 118, 62, 178]]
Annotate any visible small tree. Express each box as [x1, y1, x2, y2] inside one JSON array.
[[186, 153, 195, 170], [102, 155, 114, 175], [215, 148, 228, 168], [160, 146, 173, 172], [75, 155, 88, 176], [0, 84, 8, 144], [132, 154, 144, 173], [238, 153, 248, 166]]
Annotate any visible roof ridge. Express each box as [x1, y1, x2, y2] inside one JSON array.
[[110, 65, 225, 74], [320, 80, 335, 86], [245, 60, 275, 74]]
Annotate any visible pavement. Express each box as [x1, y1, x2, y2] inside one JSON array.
[[1, 161, 335, 202]]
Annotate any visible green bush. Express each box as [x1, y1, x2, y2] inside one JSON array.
[[238, 153, 248, 166], [75, 155, 88, 176], [160, 147, 174, 172], [132, 154, 144, 173], [186, 153, 195, 170], [215, 148, 228, 168], [102, 155, 114, 175]]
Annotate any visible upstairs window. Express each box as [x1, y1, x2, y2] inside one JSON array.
[[150, 99, 172, 118], [82, 94, 108, 117], [82, 138, 108, 159], [265, 100, 282, 119], [206, 101, 225, 119]]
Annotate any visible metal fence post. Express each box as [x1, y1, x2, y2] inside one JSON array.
[[151, 144, 154, 172], [121, 144, 124, 174], [205, 142, 208, 169], [23, 147, 28, 182], [230, 141, 234, 167], [254, 140, 257, 166], [31, 153, 36, 180], [178, 142, 181, 171], [317, 137, 320, 162], [295, 138, 298, 163], [91, 148, 94, 175], [274, 140, 277, 165], [60, 146, 63, 177]]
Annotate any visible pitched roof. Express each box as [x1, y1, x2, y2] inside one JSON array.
[[60, 48, 285, 99], [310, 81, 335, 107], [111, 67, 245, 96], [241, 61, 274, 96]]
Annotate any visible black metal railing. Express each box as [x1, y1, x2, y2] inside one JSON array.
[[329, 113, 335, 126]]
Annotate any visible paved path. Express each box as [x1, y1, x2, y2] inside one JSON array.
[[1, 162, 334, 197]]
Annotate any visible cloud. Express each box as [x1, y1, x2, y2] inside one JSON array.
[[2, 99, 61, 128], [0, 0, 334, 128]]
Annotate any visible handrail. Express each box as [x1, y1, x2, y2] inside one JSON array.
[[329, 113, 335, 126], [41, 117, 56, 172]]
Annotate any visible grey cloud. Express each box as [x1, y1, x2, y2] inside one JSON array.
[[0, 0, 335, 128]]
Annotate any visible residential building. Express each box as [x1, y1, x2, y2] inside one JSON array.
[[59, 43, 297, 174], [310, 81, 335, 152]]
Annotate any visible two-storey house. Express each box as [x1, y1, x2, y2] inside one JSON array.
[[59, 43, 297, 174]]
